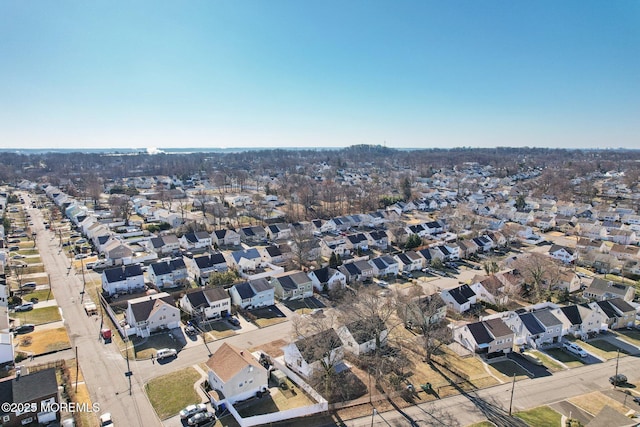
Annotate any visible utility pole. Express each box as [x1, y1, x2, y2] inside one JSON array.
[[80, 258, 86, 303], [125, 338, 133, 396], [508, 373, 516, 416], [614, 349, 620, 389], [75, 346, 79, 392]]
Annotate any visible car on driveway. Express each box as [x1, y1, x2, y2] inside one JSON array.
[[633, 395, 640, 405], [187, 411, 215, 426], [562, 342, 588, 358], [227, 317, 240, 327], [179, 403, 207, 419], [156, 348, 177, 360], [185, 325, 197, 336], [15, 302, 34, 312], [13, 324, 35, 334]]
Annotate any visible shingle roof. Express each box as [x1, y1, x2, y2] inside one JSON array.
[[233, 282, 255, 300], [483, 318, 512, 338], [467, 322, 492, 345], [250, 278, 272, 293], [447, 284, 476, 305], [185, 290, 208, 309], [295, 328, 342, 362], [130, 295, 175, 322], [204, 287, 229, 303], [559, 305, 582, 326], [518, 312, 545, 335], [532, 309, 562, 328], [0, 367, 58, 406], [607, 297, 635, 313], [103, 264, 143, 283], [345, 316, 386, 344], [205, 342, 266, 383]]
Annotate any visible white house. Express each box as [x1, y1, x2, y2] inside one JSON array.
[[147, 258, 188, 289], [228, 278, 275, 310], [337, 316, 388, 356], [180, 287, 231, 321], [547, 245, 577, 264], [124, 292, 180, 337], [308, 266, 346, 293], [206, 343, 269, 408], [283, 328, 344, 379], [101, 264, 145, 296]]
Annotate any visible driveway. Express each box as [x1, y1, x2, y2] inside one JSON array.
[[507, 352, 552, 378]]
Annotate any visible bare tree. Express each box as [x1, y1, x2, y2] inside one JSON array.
[[397, 287, 450, 364], [288, 224, 317, 270], [109, 194, 132, 226], [512, 252, 561, 302]]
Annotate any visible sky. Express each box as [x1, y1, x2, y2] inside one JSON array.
[[1, 1, 639, 150]]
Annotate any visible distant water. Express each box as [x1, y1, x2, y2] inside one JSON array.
[[0, 147, 346, 155]]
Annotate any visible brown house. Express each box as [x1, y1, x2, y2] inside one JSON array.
[[0, 368, 59, 427]]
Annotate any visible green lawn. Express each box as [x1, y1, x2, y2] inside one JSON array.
[[145, 367, 203, 420], [466, 422, 496, 427], [20, 289, 55, 302], [527, 350, 566, 372], [577, 339, 628, 360], [129, 333, 184, 359], [24, 256, 42, 264], [16, 306, 61, 325], [514, 406, 562, 427], [543, 348, 586, 368]]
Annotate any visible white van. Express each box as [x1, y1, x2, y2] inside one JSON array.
[[156, 348, 177, 360]]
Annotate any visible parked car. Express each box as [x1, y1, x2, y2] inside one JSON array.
[[12, 254, 26, 259], [9, 246, 20, 252], [610, 374, 628, 386], [13, 324, 35, 334], [15, 302, 34, 312], [179, 403, 207, 419], [633, 396, 640, 405], [75, 238, 87, 244], [99, 412, 114, 426], [562, 342, 588, 358], [185, 325, 197, 336], [74, 253, 88, 260], [156, 348, 177, 360], [187, 411, 215, 426], [20, 282, 37, 290], [227, 317, 240, 327]]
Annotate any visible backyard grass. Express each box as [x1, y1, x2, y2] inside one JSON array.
[[128, 333, 184, 359], [145, 367, 203, 420], [23, 264, 46, 274], [542, 348, 586, 368], [514, 406, 562, 426], [201, 321, 236, 339], [569, 391, 629, 416], [16, 327, 71, 355], [17, 305, 61, 325], [236, 386, 316, 417], [20, 248, 40, 256], [24, 256, 43, 264], [467, 422, 496, 427]]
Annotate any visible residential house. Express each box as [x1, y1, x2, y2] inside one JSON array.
[[125, 292, 180, 337], [266, 223, 292, 241], [554, 270, 581, 293], [179, 231, 212, 251], [180, 287, 231, 321], [229, 248, 262, 272], [187, 253, 228, 282], [212, 229, 241, 247], [239, 226, 268, 243], [454, 318, 514, 355], [530, 309, 563, 345], [610, 244, 640, 261], [319, 236, 349, 258], [583, 278, 635, 302], [367, 230, 389, 250], [394, 251, 424, 273], [345, 233, 369, 252], [101, 264, 145, 296], [440, 284, 477, 313], [552, 304, 602, 339], [471, 275, 508, 306], [206, 342, 269, 408], [308, 266, 346, 293], [369, 255, 399, 277], [337, 316, 388, 356], [403, 294, 448, 326], [547, 245, 577, 264], [271, 271, 313, 300], [0, 368, 59, 427], [145, 234, 180, 256], [228, 278, 275, 310], [339, 260, 375, 283], [607, 229, 637, 245], [147, 258, 188, 289], [589, 298, 636, 330], [283, 328, 344, 378], [575, 238, 608, 254], [260, 245, 285, 265], [103, 240, 134, 266]]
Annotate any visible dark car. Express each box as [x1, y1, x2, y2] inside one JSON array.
[[185, 325, 197, 336], [228, 317, 240, 327], [610, 374, 627, 386], [14, 324, 35, 334], [187, 411, 215, 426]]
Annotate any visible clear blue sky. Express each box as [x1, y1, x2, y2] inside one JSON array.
[[1, 1, 638, 150]]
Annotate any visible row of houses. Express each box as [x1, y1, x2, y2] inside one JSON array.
[[454, 297, 636, 355]]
